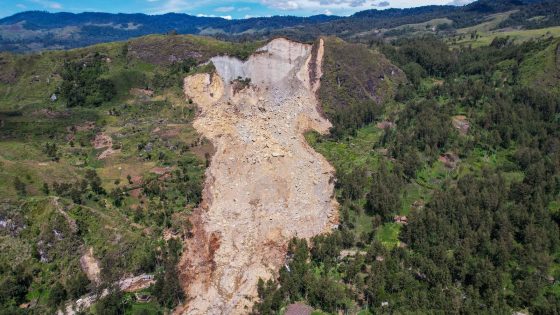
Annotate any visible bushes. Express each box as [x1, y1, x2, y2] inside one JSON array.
[[13, 177, 26, 197], [43, 142, 59, 161], [95, 288, 125, 315], [0, 265, 31, 306], [65, 271, 90, 299], [47, 282, 67, 307]]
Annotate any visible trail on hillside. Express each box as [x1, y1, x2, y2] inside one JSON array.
[[179, 38, 338, 314]]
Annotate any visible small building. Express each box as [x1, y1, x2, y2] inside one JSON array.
[[134, 293, 152, 303], [394, 215, 408, 225], [452, 115, 470, 135], [376, 121, 395, 130], [439, 152, 460, 169], [50, 94, 57, 102]]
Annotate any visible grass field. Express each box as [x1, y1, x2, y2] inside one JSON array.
[[451, 25, 560, 47]]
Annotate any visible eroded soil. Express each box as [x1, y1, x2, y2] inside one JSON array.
[[179, 38, 338, 314]]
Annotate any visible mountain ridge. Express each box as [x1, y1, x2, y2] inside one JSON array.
[[1, 0, 557, 53]]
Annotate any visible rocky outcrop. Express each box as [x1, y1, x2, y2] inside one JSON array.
[[179, 38, 338, 314]]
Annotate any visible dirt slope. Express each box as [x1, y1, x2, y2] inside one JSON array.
[[179, 38, 338, 314]]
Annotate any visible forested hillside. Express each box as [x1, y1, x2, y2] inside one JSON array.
[[255, 36, 560, 314], [2, 0, 560, 53]]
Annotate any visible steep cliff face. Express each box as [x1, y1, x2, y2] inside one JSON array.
[[179, 38, 338, 314]]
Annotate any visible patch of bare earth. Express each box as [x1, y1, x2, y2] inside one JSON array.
[[178, 38, 338, 314], [452, 115, 470, 135], [80, 247, 101, 285], [91, 132, 120, 160]]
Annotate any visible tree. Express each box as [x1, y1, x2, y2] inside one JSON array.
[[42, 182, 50, 195], [47, 282, 66, 307], [43, 142, 59, 161], [85, 169, 105, 195], [153, 239, 184, 308], [402, 62, 426, 86], [95, 289, 125, 315], [65, 272, 90, 299], [13, 177, 26, 197], [365, 163, 401, 222]]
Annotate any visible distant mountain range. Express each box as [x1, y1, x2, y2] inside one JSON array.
[[1, 0, 558, 52]]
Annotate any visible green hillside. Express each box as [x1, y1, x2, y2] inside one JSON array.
[[0, 34, 255, 314], [255, 36, 560, 314]]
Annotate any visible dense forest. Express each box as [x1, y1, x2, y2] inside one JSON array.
[[254, 36, 560, 314]]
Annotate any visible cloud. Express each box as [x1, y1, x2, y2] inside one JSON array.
[[151, 0, 192, 14], [196, 13, 232, 20], [149, 0, 458, 16], [260, 0, 301, 10], [30, 0, 62, 9], [215, 6, 235, 12], [258, 0, 394, 11], [317, 0, 366, 7], [447, 0, 475, 5], [16, 3, 27, 9], [150, 0, 237, 14]]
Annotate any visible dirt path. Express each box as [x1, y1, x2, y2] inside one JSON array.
[[58, 274, 154, 315], [80, 247, 101, 285], [179, 38, 338, 314]]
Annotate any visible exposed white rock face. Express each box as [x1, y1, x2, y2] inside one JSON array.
[[211, 39, 312, 88], [180, 38, 337, 315]]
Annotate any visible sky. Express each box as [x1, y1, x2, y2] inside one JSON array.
[[0, 0, 476, 20]]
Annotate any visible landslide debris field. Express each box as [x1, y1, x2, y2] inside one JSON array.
[[181, 38, 339, 314]]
